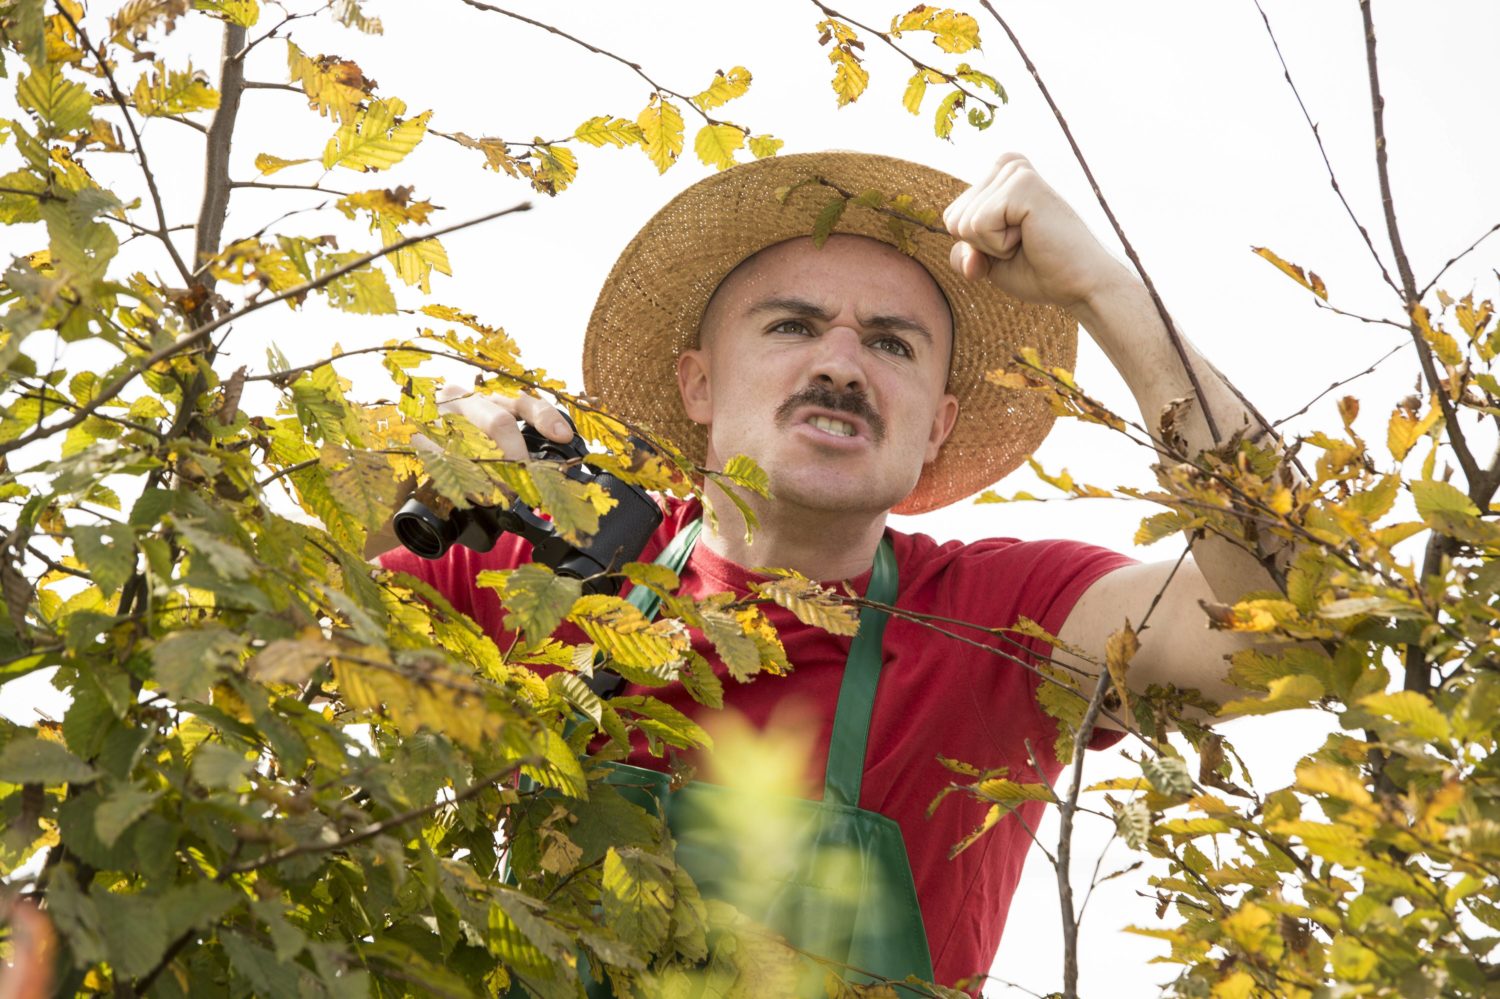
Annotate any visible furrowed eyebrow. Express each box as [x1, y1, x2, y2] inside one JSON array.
[[745, 296, 934, 343]]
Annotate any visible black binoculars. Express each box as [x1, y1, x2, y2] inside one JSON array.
[[392, 414, 663, 596]]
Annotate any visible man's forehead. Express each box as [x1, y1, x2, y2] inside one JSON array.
[[701, 234, 954, 334]]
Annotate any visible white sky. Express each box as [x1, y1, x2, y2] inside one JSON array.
[[4, 1, 1498, 994]]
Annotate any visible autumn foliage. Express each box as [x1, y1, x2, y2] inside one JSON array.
[[0, 2, 1496, 998]]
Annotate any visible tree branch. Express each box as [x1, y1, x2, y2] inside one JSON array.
[[1056, 669, 1113, 999], [62, 11, 192, 285], [976, 0, 1222, 444], [230, 180, 354, 197], [1358, 0, 1486, 496], [1251, 0, 1401, 299], [809, 0, 1004, 113], [195, 23, 249, 280], [1419, 220, 1500, 300], [221, 765, 519, 876], [0, 202, 532, 458], [451, 0, 744, 129]]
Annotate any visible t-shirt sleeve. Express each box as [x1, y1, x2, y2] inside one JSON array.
[[956, 537, 1137, 763]]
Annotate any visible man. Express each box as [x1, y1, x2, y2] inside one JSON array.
[[376, 150, 1271, 989]]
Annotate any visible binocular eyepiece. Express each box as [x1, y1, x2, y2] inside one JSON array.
[[392, 415, 663, 596]]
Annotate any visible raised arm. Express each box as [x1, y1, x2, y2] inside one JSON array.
[[943, 153, 1284, 715]]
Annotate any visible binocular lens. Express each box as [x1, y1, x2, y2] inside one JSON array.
[[393, 501, 451, 560]]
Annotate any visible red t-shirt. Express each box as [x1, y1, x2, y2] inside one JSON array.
[[379, 498, 1133, 987]]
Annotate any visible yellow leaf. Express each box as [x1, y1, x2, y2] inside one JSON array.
[[692, 66, 751, 109], [693, 123, 745, 171], [750, 575, 859, 636], [1411, 303, 1463, 367], [574, 115, 643, 148], [1358, 690, 1451, 741], [1294, 761, 1372, 806], [287, 40, 374, 121], [192, 0, 259, 27], [637, 97, 684, 174], [1219, 673, 1324, 717], [890, 6, 982, 53], [901, 67, 945, 115], [748, 134, 784, 159], [132, 61, 220, 116], [530, 142, 578, 194], [933, 89, 963, 139], [254, 152, 312, 176], [322, 98, 430, 172], [828, 47, 869, 107], [1251, 246, 1328, 301]]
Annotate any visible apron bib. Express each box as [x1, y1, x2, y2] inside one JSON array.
[[603, 522, 934, 991], [514, 522, 934, 995]]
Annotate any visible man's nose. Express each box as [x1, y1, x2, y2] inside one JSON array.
[[809, 327, 866, 392]]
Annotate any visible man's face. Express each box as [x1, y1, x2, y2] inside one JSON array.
[[677, 234, 959, 516]]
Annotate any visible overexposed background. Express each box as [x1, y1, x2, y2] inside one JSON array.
[[3, 1, 1497, 994]]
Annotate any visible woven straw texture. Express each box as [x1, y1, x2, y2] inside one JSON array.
[[582, 151, 1076, 514]]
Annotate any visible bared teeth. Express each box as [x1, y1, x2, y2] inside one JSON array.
[[810, 415, 856, 437]]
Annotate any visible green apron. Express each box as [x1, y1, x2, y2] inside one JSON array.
[[598, 521, 934, 991]]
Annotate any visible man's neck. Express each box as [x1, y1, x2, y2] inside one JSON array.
[[695, 483, 888, 581]]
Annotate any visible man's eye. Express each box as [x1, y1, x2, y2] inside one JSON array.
[[872, 336, 913, 358], [771, 319, 811, 336]]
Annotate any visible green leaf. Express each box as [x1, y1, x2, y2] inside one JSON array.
[[69, 523, 135, 597], [1219, 673, 1324, 717], [93, 785, 159, 846], [17, 60, 92, 135], [322, 98, 431, 172], [530, 461, 613, 544], [602, 847, 672, 952], [151, 627, 247, 702], [1358, 690, 1451, 741], [482, 562, 582, 645], [721, 454, 771, 498], [191, 741, 254, 790], [318, 256, 397, 314], [1141, 756, 1193, 797], [811, 196, 847, 248], [0, 736, 99, 784]]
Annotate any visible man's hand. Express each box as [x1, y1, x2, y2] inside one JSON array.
[[943, 153, 1131, 312], [431, 383, 574, 459], [364, 385, 574, 561]]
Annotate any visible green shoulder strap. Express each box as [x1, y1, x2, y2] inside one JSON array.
[[822, 536, 896, 808], [626, 518, 702, 618]]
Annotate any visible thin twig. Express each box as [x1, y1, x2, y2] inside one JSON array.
[[809, 0, 1004, 112], [976, 0, 1221, 444], [222, 765, 519, 875], [0, 203, 532, 458], [1357, 0, 1484, 497], [1250, 0, 1401, 298], [62, 11, 192, 285], [1271, 342, 1408, 429], [1419, 220, 1500, 300], [452, 0, 743, 129], [1057, 670, 1113, 999], [230, 180, 354, 197]]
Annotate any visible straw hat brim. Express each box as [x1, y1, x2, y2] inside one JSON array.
[[582, 151, 1076, 514]]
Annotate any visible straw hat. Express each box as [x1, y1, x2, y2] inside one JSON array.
[[581, 151, 1076, 514]]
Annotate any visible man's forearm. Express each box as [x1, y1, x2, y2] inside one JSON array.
[[1070, 271, 1291, 601]]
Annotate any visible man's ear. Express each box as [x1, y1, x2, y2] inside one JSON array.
[[924, 393, 959, 463], [677, 348, 712, 425]]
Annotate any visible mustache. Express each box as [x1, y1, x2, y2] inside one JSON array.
[[773, 384, 886, 442]]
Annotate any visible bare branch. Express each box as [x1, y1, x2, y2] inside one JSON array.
[[230, 180, 355, 197], [1251, 0, 1401, 299], [976, 0, 1222, 444], [1358, 0, 1485, 495], [1419, 220, 1500, 300], [195, 24, 249, 279], [1056, 670, 1113, 999], [452, 0, 745, 129], [0, 202, 532, 458], [1272, 342, 1408, 429]]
